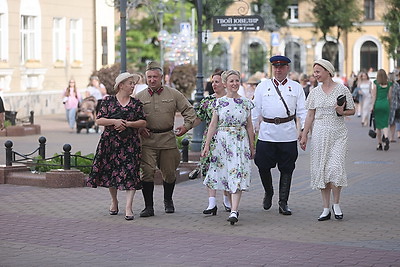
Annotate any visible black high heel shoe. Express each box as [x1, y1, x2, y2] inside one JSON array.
[[332, 205, 343, 220], [318, 212, 331, 221], [227, 211, 239, 225], [124, 215, 134, 220], [223, 203, 231, 212], [109, 208, 119, 215], [203, 206, 217, 215]]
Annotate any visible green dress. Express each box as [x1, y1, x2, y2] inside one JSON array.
[[373, 80, 392, 129]]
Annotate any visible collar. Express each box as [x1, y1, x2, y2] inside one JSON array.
[[148, 87, 163, 96], [273, 78, 288, 87]]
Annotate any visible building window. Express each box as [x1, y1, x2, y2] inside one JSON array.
[[322, 41, 339, 71], [248, 42, 265, 75], [288, 3, 299, 22], [101, 26, 108, 66], [360, 41, 378, 72], [0, 13, 4, 61], [364, 0, 375, 20], [53, 17, 66, 63], [285, 41, 301, 73], [21, 15, 39, 63], [208, 42, 228, 74], [70, 19, 83, 63]]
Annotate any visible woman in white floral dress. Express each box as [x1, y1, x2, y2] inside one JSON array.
[[202, 70, 255, 225], [300, 59, 355, 221]]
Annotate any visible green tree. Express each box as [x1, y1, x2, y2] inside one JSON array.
[[311, 0, 363, 64], [381, 0, 400, 62]]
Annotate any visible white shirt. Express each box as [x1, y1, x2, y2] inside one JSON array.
[[252, 78, 306, 142], [86, 85, 104, 100]]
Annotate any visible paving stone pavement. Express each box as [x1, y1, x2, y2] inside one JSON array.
[[0, 114, 399, 266]]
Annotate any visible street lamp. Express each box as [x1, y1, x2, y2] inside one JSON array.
[[191, 0, 204, 152], [158, 29, 170, 69]]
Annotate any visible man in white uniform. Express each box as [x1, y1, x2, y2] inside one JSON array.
[[252, 55, 307, 215]]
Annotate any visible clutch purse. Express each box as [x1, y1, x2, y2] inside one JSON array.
[[336, 95, 346, 116]]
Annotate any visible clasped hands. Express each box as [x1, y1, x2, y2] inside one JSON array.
[[114, 119, 127, 132]]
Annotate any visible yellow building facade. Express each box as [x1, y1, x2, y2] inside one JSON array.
[[0, 0, 115, 117], [206, 0, 396, 81]]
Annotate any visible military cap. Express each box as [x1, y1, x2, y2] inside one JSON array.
[[146, 61, 162, 71], [270, 55, 291, 66]]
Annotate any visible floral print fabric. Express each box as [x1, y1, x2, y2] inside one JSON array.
[[203, 96, 254, 193], [87, 95, 145, 190], [195, 94, 218, 177]]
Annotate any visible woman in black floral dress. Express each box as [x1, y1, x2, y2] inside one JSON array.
[[88, 72, 146, 220]]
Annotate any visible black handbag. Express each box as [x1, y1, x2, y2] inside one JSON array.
[[368, 111, 376, 138], [336, 94, 346, 116]]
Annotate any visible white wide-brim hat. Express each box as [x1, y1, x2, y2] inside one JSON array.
[[114, 72, 134, 90]]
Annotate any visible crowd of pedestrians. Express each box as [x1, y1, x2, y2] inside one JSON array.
[[56, 54, 400, 226]]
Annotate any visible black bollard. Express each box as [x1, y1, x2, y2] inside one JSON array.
[[181, 138, 189, 163], [38, 136, 46, 159], [5, 140, 13, 166], [63, 144, 72, 170]]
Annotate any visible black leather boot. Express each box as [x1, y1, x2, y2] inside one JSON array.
[[163, 181, 175, 213], [278, 173, 292, 215], [140, 181, 154, 217], [259, 169, 273, 210]]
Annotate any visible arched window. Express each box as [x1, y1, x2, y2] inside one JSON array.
[[285, 41, 301, 73], [248, 42, 265, 74], [322, 41, 339, 71], [205, 42, 228, 76], [360, 41, 377, 72]]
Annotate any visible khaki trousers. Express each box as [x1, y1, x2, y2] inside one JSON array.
[[141, 147, 181, 183]]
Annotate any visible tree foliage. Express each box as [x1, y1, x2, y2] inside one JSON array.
[[252, 0, 289, 29], [381, 0, 400, 61], [312, 0, 363, 41], [311, 0, 363, 63]]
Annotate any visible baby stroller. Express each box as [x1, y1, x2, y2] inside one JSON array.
[[76, 96, 99, 133]]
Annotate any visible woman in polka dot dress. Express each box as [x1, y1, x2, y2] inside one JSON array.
[[300, 59, 355, 221]]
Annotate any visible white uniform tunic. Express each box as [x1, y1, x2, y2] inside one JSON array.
[[252, 78, 307, 142]]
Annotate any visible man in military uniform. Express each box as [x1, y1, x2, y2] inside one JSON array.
[[252, 55, 307, 215], [136, 61, 196, 217]]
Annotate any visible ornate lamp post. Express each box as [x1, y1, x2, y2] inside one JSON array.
[[191, 0, 204, 152]]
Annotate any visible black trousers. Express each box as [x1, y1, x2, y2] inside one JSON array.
[[254, 140, 298, 174]]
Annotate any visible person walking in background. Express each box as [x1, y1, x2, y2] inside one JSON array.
[[193, 70, 232, 215], [300, 73, 311, 98], [309, 74, 318, 92], [371, 69, 393, 151], [131, 72, 147, 96], [350, 73, 361, 117], [202, 70, 255, 225], [0, 96, 5, 130], [252, 55, 307, 216], [63, 79, 81, 132], [357, 72, 373, 127], [87, 72, 146, 221], [86, 76, 107, 113], [300, 59, 355, 221], [136, 61, 196, 217], [388, 70, 400, 142]]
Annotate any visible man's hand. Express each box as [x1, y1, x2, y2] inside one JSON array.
[[139, 127, 151, 138], [175, 125, 188, 137]]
